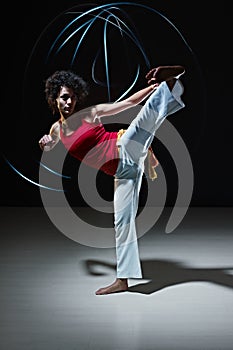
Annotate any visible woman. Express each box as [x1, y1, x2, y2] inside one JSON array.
[[39, 65, 185, 295]]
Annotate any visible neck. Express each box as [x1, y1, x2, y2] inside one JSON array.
[[60, 113, 82, 131]]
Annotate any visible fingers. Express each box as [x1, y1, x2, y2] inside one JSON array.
[[147, 79, 159, 85], [39, 135, 54, 149], [39, 135, 52, 144], [145, 68, 158, 85], [145, 68, 157, 80]]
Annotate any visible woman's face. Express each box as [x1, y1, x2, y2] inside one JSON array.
[[56, 86, 77, 118]]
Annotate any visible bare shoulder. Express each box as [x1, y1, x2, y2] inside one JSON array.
[[49, 120, 61, 136], [81, 105, 99, 123]]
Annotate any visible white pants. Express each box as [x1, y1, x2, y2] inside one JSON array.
[[114, 80, 185, 278]]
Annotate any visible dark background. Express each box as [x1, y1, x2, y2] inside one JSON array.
[[1, 0, 232, 207]]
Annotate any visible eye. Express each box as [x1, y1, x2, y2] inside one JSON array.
[[61, 94, 77, 101], [61, 94, 69, 101]]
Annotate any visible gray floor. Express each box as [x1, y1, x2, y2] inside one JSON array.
[[0, 207, 233, 350]]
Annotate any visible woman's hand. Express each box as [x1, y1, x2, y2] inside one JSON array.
[[38, 134, 55, 151]]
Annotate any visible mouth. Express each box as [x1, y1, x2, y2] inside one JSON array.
[[64, 107, 72, 113]]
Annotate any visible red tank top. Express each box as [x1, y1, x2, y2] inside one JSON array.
[[60, 119, 119, 176]]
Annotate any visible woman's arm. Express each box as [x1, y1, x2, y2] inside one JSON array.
[[38, 121, 60, 151], [91, 83, 157, 121]]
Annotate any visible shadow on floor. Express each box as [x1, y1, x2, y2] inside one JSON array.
[[84, 259, 233, 295]]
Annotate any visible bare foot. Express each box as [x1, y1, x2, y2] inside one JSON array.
[[145, 65, 185, 85], [95, 278, 128, 295]]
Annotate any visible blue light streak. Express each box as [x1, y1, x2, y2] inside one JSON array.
[[38, 161, 71, 179], [4, 157, 66, 192], [46, 2, 192, 103]]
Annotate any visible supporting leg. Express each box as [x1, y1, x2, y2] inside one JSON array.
[[95, 172, 143, 295]]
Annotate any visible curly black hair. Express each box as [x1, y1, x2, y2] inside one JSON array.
[[45, 70, 89, 114]]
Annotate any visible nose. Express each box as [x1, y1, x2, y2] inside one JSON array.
[[67, 96, 76, 105]]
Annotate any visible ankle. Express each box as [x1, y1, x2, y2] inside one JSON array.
[[118, 278, 128, 285], [166, 78, 177, 91]]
